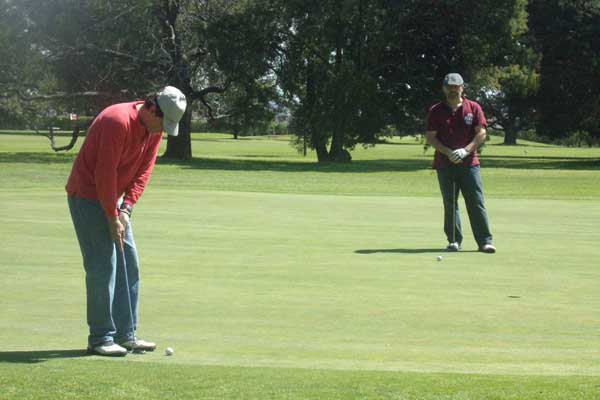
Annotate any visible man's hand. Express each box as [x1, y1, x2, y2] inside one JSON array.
[[108, 217, 125, 251], [118, 211, 130, 230], [449, 148, 469, 163]]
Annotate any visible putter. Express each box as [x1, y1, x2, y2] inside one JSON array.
[[119, 245, 143, 354], [452, 180, 456, 244]]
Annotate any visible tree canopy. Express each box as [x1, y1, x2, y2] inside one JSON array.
[[1, 0, 599, 160]]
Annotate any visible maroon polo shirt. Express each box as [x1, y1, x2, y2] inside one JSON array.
[[426, 97, 487, 169]]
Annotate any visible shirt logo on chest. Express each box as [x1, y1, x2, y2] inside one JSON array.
[[464, 113, 474, 126]]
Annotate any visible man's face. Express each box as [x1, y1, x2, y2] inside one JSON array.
[[443, 84, 464, 101], [144, 105, 164, 134]]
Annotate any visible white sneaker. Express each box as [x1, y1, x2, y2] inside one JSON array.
[[119, 338, 156, 352], [87, 342, 128, 357], [480, 243, 496, 254]]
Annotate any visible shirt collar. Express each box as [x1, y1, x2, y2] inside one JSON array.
[[130, 101, 148, 136]]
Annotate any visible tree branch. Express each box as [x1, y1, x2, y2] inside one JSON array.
[[198, 95, 215, 119], [191, 83, 230, 100], [18, 90, 130, 102], [36, 126, 81, 152]]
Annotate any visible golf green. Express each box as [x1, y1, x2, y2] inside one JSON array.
[[1, 132, 599, 399]]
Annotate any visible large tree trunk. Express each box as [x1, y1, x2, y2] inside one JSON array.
[[162, 106, 192, 160], [313, 135, 330, 162], [157, 1, 194, 161], [329, 127, 345, 161], [503, 126, 518, 145], [327, 8, 349, 163], [306, 58, 330, 162]]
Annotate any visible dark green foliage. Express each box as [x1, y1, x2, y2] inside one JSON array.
[[200, 3, 282, 138], [252, 0, 534, 161], [528, 0, 600, 138], [3, 0, 600, 159]]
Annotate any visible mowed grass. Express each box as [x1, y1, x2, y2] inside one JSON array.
[[1, 132, 599, 399]]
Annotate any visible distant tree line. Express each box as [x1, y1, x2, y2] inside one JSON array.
[[1, 0, 598, 161]]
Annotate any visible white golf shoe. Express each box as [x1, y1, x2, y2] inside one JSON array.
[[479, 243, 496, 253], [119, 338, 156, 352], [87, 342, 128, 357], [446, 242, 461, 252]]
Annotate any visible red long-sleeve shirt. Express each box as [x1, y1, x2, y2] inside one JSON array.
[[66, 101, 162, 218]]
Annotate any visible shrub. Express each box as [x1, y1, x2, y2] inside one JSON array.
[[556, 130, 600, 147]]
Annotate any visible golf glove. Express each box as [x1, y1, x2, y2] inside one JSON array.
[[449, 148, 469, 163]]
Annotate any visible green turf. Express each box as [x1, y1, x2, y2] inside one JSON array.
[[1, 132, 599, 399]]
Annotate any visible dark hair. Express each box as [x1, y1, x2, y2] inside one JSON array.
[[144, 96, 164, 118]]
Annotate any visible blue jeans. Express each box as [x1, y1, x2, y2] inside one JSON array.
[[436, 165, 493, 247], [68, 196, 139, 347]]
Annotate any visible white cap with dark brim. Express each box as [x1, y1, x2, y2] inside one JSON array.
[[156, 86, 187, 136]]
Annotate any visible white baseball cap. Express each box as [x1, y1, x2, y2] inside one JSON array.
[[156, 86, 187, 136], [443, 73, 464, 86]]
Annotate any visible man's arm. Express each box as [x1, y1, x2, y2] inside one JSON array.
[[465, 125, 486, 154], [439, 125, 487, 163], [122, 134, 161, 207], [95, 119, 125, 217], [463, 102, 488, 155], [93, 117, 127, 248], [426, 130, 458, 162]]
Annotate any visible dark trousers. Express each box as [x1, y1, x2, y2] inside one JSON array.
[[436, 165, 493, 247]]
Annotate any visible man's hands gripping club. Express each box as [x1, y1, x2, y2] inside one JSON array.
[[109, 217, 126, 251], [109, 204, 132, 251], [448, 148, 469, 163]]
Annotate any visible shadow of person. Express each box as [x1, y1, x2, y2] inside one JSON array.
[[0, 349, 90, 364], [355, 248, 478, 254]]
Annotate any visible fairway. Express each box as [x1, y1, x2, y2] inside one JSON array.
[[1, 132, 600, 399]]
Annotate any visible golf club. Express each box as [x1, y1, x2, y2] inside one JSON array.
[[118, 245, 141, 354], [452, 180, 456, 244]]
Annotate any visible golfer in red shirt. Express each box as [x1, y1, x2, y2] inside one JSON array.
[[66, 86, 187, 356], [426, 73, 496, 254]]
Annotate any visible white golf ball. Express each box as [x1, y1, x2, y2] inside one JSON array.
[[437, 256, 443, 261], [165, 347, 174, 356]]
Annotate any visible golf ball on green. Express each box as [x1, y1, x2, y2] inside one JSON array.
[[165, 347, 174, 356], [437, 256, 443, 261]]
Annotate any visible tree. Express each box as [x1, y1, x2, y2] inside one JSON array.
[[474, 65, 539, 145], [200, 2, 282, 139], [528, 0, 600, 138], [9, 0, 239, 159], [262, 0, 397, 162], [250, 0, 534, 162], [378, 0, 532, 132], [468, 0, 540, 145], [0, 0, 56, 129]]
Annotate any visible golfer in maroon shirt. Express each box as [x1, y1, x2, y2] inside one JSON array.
[[426, 73, 496, 254], [67, 86, 187, 356]]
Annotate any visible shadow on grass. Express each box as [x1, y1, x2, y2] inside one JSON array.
[[1, 151, 598, 172], [481, 155, 600, 170], [158, 154, 599, 173], [0, 349, 89, 364], [356, 248, 480, 254], [0, 152, 76, 164], [233, 154, 287, 159], [0, 131, 80, 138], [158, 157, 431, 173], [488, 142, 553, 148]]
